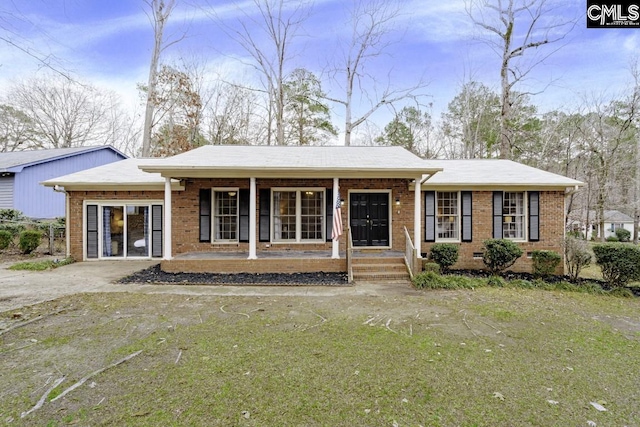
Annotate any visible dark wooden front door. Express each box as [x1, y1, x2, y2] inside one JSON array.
[[350, 193, 390, 247]]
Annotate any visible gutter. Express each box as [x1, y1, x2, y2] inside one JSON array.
[[565, 185, 581, 196]]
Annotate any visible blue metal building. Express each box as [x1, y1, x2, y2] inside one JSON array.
[[0, 146, 127, 218]]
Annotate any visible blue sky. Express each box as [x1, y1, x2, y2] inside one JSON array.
[[1, 0, 639, 129]]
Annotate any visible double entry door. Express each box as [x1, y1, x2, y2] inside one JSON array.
[[350, 192, 390, 247]]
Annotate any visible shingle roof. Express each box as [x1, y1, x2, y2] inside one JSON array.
[[422, 159, 583, 188], [41, 158, 182, 190], [41, 147, 584, 190], [138, 145, 440, 179], [0, 146, 125, 172], [569, 210, 635, 223]]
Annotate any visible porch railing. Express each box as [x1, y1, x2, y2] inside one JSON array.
[[346, 227, 354, 283], [403, 226, 419, 279]]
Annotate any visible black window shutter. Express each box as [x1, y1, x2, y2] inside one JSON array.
[[259, 188, 270, 242], [528, 191, 540, 242], [239, 189, 250, 243], [325, 189, 333, 242], [493, 191, 503, 239], [425, 191, 436, 242], [199, 189, 211, 242], [461, 191, 473, 242], [151, 205, 163, 257], [86, 204, 98, 258]]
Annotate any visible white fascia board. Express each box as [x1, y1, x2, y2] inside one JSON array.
[[139, 166, 443, 180]]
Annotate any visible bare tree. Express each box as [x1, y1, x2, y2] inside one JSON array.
[[575, 89, 640, 242], [7, 75, 114, 149], [0, 105, 38, 152], [466, 0, 575, 159], [205, 0, 312, 146], [141, 0, 181, 157], [325, 0, 426, 146]]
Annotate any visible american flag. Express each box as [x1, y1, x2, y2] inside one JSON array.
[[331, 191, 343, 241]]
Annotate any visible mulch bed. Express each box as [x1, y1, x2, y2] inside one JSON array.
[[118, 264, 350, 286]]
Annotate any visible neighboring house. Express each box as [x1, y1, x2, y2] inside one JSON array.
[[42, 145, 582, 279], [568, 210, 635, 240], [0, 146, 126, 218]]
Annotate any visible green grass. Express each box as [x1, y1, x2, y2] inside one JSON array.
[[7, 257, 74, 271], [0, 291, 638, 426]]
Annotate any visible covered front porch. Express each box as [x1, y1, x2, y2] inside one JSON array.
[[160, 248, 412, 283], [162, 249, 347, 274]]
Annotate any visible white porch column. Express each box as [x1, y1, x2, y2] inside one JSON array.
[[163, 177, 172, 260], [414, 176, 422, 258], [332, 177, 340, 259], [248, 177, 257, 259]]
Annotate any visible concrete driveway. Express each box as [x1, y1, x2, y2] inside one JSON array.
[[0, 260, 420, 313]]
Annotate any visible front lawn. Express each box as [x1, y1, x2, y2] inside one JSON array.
[[1, 290, 638, 426]]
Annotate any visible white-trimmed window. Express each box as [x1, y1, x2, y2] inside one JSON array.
[[272, 189, 324, 242], [213, 189, 239, 242], [437, 191, 459, 240], [502, 192, 525, 239], [85, 201, 163, 259]]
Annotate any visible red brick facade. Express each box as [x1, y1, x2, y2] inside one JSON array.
[[67, 183, 567, 275], [419, 190, 566, 274], [67, 190, 165, 261]]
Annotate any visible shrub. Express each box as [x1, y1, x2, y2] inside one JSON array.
[[19, 230, 42, 254], [531, 250, 562, 278], [429, 243, 459, 273], [487, 275, 506, 287], [0, 230, 12, 250], [413, 271, 447, 289], [0, 223, 25, 237], [615, 227, 631, 242], [412, 271, 477, 290], [608, 287, 634, 298], [423, 262, 440, 273], [564, 236, 591, 281], [606, 235, 619, 242], [0, 208, 25, 221], [592, 243, 640, 288], [482, 239, 523, 275]]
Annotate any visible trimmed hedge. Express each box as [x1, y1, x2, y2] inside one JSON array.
[[593, 243, 640, 288], [423, 262, 440, 273], [19, 230, 42, 254], [429, 243, 459, 272], [0, 230, 11, 250], [531, 250, 562, 278], [482, 239, 523, 275]]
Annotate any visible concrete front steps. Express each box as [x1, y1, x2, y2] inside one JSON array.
[[351, 255, 411, 283]]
